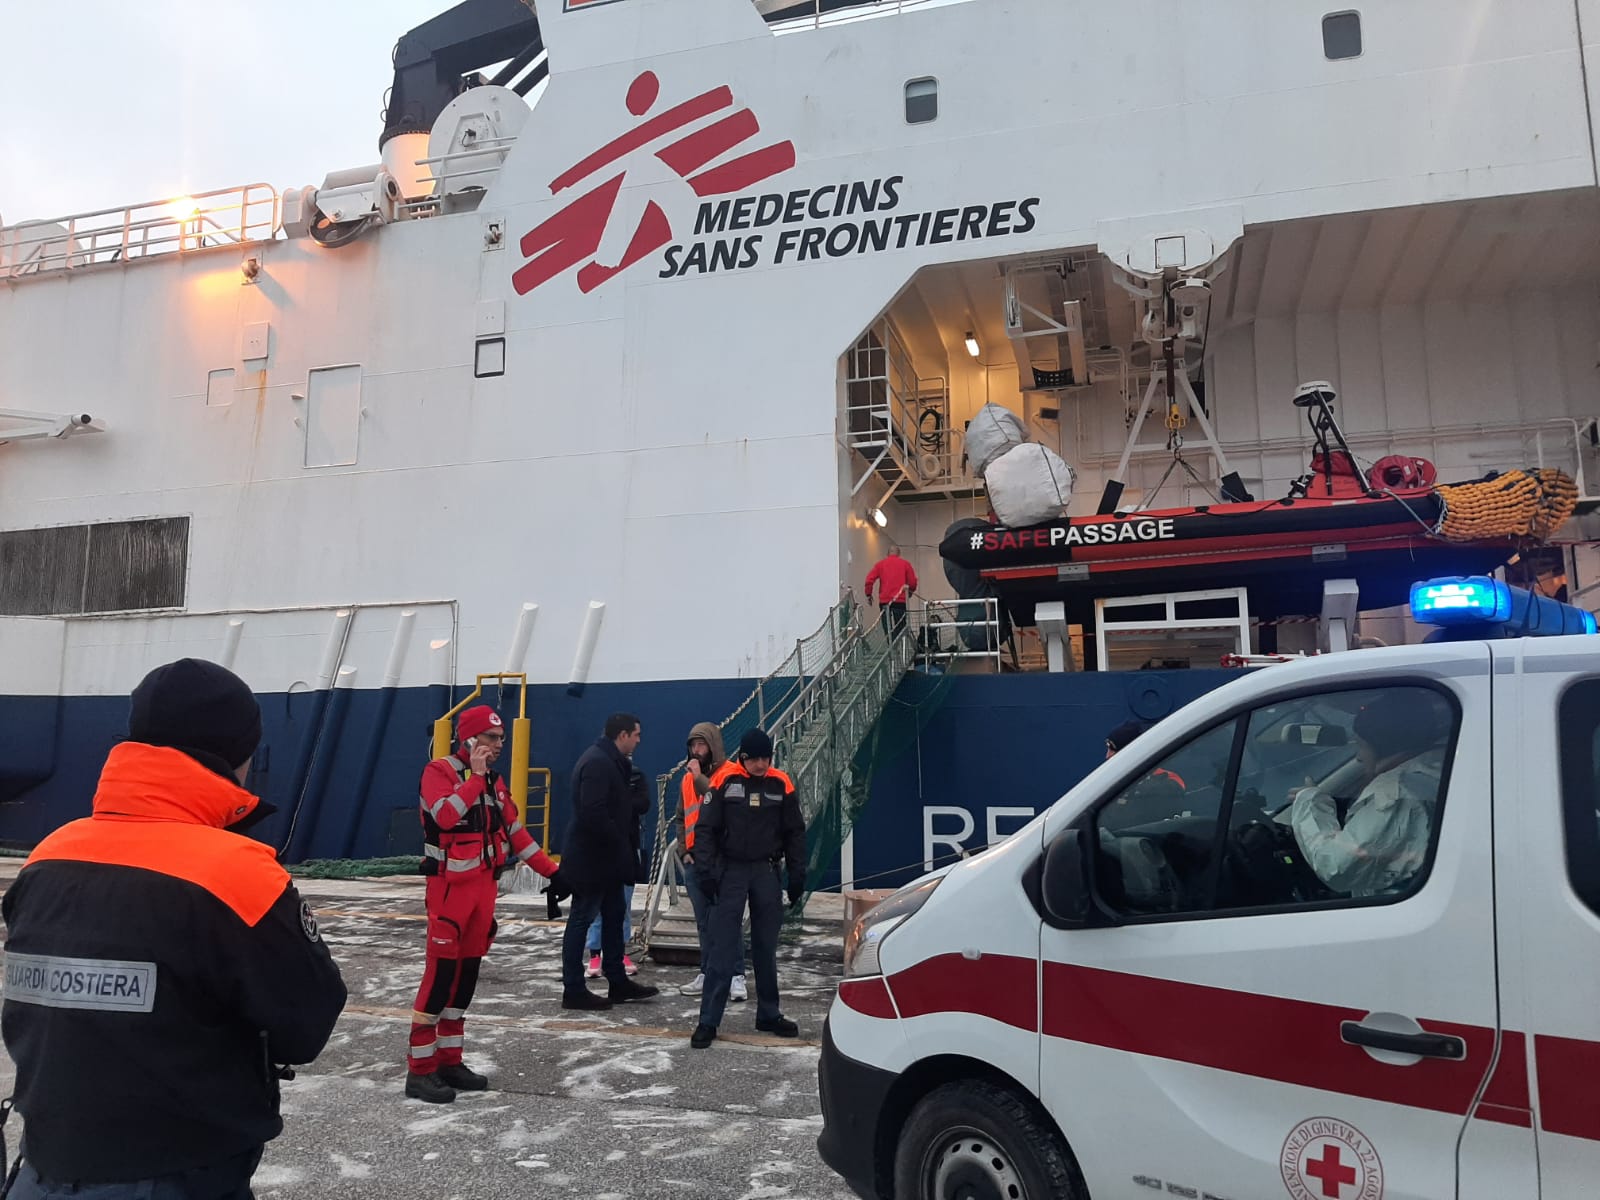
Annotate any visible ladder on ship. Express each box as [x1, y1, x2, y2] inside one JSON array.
[[637, 593, 919, 962]]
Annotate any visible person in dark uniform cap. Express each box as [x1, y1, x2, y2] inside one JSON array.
[[689, 727, 807, 1049], [1, 657, 347, 1198]]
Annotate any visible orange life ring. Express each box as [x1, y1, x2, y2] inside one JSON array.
[[1370, 455, 1437, 492]]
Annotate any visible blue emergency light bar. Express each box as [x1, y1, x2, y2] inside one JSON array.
[[1410, 575, 1598, 637]]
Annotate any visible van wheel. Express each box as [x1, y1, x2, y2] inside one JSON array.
[[892, 1080, 1083, 1200]]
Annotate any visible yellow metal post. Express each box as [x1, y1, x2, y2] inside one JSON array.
[[432, 716, 454, 760], [509, 718, 531, 825], [528, 767, 553, 853]]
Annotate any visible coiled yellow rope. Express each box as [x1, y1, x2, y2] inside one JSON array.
[[1434, 468, 1578, 541]]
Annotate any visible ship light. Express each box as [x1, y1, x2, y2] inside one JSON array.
[[964, 331, 980, 359], [1410, 576, 1598, 636], [869, 506, 889, 528]]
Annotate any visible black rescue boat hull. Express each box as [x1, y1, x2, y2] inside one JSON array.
[[937, 494, 1518, 623]]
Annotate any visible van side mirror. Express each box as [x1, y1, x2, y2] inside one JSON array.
[[1040, 827, 1095, 928]]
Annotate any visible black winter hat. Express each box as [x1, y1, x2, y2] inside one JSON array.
[[129, 658, 262, 777], [1106, 719, 1150, 753], [739, 727, 775, 760]]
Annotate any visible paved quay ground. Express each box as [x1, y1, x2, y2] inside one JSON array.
[[0, 864, 858, 1199]]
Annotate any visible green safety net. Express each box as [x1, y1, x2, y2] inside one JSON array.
[[289, 856, 421, 879]]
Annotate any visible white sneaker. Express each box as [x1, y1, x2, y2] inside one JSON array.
[[680, 973, 705, 996], [730, 975, 748, 1002]]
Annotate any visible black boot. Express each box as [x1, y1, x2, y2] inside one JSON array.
[[438, 1063, 489, 1092], [404, 1071, 457, 1104], [562, 989, 613, 1011], [608, 978, 660, 1003], [690, 1023, 717, 1049], [756, 1015, 799, 1038]]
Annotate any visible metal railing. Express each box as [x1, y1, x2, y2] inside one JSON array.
[[767, 0, 972, 33], [907, 596, 1005, 672], [2, 185, 279, 281], [638, 591, 926, 953], [846, 317, 977, 495]]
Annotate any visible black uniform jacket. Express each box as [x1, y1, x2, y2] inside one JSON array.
[[698, 760, 807, 897], [1, 743, 347, 1183]]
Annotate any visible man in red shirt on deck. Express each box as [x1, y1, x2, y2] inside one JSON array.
[[406, 704, 566, 1104], [864, 543, 918, 635]]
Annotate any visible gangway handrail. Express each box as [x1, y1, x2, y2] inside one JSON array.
[[638, 591, 925, 955]]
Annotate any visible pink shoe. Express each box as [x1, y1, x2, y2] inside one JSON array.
[[586, 955, 601, 979], [623, 955, 639, 976]]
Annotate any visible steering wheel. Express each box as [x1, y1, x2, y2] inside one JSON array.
[[1224, 792, 1337, 904]]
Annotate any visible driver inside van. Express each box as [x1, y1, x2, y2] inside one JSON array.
[[1289, 693, 1449, 897]]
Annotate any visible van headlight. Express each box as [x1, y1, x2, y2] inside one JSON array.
[[843, 876, 942, 978]]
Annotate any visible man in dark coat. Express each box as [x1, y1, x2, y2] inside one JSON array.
[[560, 713, 661, 1010]]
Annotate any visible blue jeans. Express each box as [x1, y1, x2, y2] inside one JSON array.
[[585, 885, 633, 953]]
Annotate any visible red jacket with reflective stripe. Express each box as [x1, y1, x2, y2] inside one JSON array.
[[419, 755, 556, 877], [865, 554, 918, 604]]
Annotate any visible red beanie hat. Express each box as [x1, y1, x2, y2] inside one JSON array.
[[457, 705, 503, 742]]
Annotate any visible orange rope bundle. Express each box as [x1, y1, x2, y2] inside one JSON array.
[[1434, 468, 1578, 542]]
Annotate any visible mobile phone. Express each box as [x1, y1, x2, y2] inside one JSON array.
[[466, 737, 478, 751]]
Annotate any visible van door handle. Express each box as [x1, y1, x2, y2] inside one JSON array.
[[1340, 1020, 1466, 1060]]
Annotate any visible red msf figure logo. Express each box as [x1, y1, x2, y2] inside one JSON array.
[[512, 71, 796, 296]]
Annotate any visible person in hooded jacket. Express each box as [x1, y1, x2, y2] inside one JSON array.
[[676, 722, 745, 1000], [1, 658, 347, 1199]]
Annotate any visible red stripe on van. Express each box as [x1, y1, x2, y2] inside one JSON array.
[[875, 956, 1599, 1141], [1473, 1031, 1532, 1127], [839, 977, 897, 1020], [1534, 1034, 1600, 1141], [1474, 1104, 1533, 1127], [1037, 962, 1492, 1116], [887, 952, 1036, 1031]]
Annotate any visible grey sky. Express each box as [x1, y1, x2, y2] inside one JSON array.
[[2, 0, 456, 223]]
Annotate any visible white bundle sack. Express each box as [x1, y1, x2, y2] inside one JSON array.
[[985, 442, 1076, 527], [498, 861, 543, 897], [964, 403, 1027, 476]]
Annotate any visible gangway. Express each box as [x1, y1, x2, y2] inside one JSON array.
[[637, 594, 922, 962]]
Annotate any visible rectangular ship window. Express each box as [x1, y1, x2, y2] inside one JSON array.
[[905, 78, 938, 125], [1323, 11, 1362, 60], [0, 517, 189, 615]]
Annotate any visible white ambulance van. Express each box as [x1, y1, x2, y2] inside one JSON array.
[[818, 578, 1600, 1200]]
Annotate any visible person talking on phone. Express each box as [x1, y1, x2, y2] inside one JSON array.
[[406, 705, 568, 1104]]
